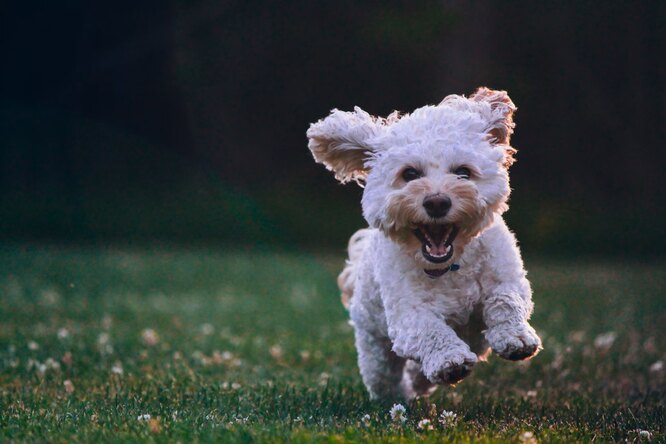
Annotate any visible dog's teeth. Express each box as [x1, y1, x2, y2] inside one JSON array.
[[425, 245, 432, 253]]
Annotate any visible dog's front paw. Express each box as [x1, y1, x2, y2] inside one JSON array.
[[486, 322, 542, 361], [423, 349, 478, 385]]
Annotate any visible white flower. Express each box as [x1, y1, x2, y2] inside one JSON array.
[[57, 328, 70, 340], [269, 345, 283, 360], [417, 418, 433, 430], [638, 429, 652, 439], [439, 410, 458, 427], [97, 333, 110, 345], [649, 360, 663, 373], [141, 328, 159, 346], [361, 414, 371, 425], [111, 362, 124, 375], [137, 414, 151, 421], [389, 403, 407, 423], [234, 415, 249, 424], [63, 379, 75, 393], [97, 333, 114, 355], [28, 341, 39, 351], [519, 431, 537, 443], [593, 332, 617, 351], [201, 323, 214, 336], [45, 358, 60, 371]]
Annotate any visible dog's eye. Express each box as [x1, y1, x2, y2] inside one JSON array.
[[401, 167, 422, 182], [453, 166, 471, 179]]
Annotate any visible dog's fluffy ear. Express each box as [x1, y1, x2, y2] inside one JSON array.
[[470, 87, 517, 167], [307, 107, 384, 184]]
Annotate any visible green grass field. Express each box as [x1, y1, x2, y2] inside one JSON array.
[[0, 245, 664, 442]]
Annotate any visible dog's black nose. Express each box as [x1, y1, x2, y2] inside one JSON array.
[[423, 194, 451, 218]]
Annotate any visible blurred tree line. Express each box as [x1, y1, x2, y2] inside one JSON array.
[[1, 1, 664, 256]]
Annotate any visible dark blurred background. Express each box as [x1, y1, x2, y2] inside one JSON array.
[[2, 1, 664, 256]]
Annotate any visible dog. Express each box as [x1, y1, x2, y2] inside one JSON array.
[[306, 87, 542, 400]]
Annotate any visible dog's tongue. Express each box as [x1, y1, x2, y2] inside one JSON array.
[[428, 241, 449, 257], [424, 225, 449, 255]]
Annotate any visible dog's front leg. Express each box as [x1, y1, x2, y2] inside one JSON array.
[[385, 300, 478, 385], [482, 285, 542, 360]]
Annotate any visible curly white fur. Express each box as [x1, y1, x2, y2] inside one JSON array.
[[307, 87, 542, 400]]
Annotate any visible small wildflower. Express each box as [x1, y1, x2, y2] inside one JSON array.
[[111, 362, 124, 375], [231, 382, 241, 390], [63, 379, 75, 394], [389, 403, 407, 423], [201, 323, 214, 336], [525, 389, 538, 399], [137, 414, 151, 421], [361, 414, 371, 425], [45, 357, 60, 371], [97, 333, 113, 354], [269, 345, 283, 360], [28, 341, 39, 351], [318, 372, 330, 386], [637, 429, 652, 440], [519, 431, 537, 444], [649, 360, 663, 373], [57, 328, 70, 340], [97, 333, 110, 345], [212, 350, 224, 365], [299, 350, 311, 362], [234, 415, 249, 424], [141, 328, 159, 347], [417, 418, 433, 430], [594, 331, 617, 352], [439, 410, 458, 427]]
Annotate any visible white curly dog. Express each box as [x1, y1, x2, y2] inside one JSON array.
[[307, 87, 542, 400]]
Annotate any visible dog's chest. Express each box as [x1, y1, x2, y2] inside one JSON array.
[[420, 267, 483, 326]]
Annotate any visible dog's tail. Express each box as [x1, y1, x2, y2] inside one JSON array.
[[337, 228, 372, 309]]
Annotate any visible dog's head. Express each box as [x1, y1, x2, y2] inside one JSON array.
[[307, 87, 517, 277]]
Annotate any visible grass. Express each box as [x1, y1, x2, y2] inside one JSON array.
[[0, 244, 664, 442]]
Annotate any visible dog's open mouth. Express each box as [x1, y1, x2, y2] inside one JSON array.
[[413, 224, 458, 265]]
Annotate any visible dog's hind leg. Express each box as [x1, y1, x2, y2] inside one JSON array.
[[401, 360, 437, 400], [338, 228, 373, 308], [353, 328, 406, 400]]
